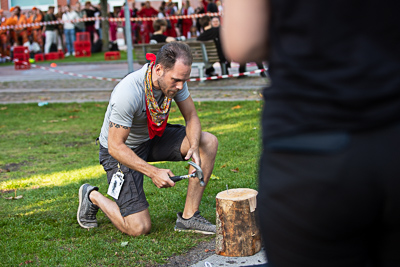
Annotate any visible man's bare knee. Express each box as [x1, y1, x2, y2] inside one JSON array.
[[124, 222, 151, 236], [122, 210, 151, 236], [200, 132, 219, 154]]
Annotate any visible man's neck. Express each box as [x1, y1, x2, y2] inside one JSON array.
[[151, 65, 161, 90]]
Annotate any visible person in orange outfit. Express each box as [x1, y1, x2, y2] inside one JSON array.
[[0, 9, 9, 56], [28, 7, 43, 47], [1, 8, 18, 52], [11, 6, 28, 45]]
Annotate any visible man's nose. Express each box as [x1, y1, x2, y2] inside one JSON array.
[[176, 82, 184, 90]]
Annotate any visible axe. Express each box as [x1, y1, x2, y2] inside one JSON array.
[[170, 161, 205, 186]]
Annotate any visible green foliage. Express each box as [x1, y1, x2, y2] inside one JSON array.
[[0, 100, 262, 266]]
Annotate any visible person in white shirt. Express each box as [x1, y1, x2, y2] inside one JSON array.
[[62, 5, 80, 56]]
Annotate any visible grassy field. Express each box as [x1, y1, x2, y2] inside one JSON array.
[[0, 50, 128, 67], [0, 100, 262, 266]]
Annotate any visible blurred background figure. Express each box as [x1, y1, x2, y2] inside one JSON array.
[[74, 2, 86, 33], [180, 1, 194, 39], [119, 1, 138, 45], [29, 7, 44, 50], [206, 0, 218, 13], [62, 5, 80, 56], [149, 19, 176, 44], [211, 16, 219, 28], [83, 1, 100, 45], [197, 15, 227, 76], [43, 6, 58, 54], [11, 6, 28, 46], [137, 1, 157, 43]]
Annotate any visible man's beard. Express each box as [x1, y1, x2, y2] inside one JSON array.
[[157, 76, 177, 98]]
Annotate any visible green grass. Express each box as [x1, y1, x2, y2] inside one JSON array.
[[0, 100, 262, 266], [0, 50, 129, 67]]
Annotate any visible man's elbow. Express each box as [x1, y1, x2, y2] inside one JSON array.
[[223, 42, 267, 64], [107, 141, 121, 159]]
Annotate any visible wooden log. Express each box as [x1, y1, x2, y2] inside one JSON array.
[[215, 188, 261, 257]]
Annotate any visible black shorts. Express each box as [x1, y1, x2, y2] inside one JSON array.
[[99, 124, 187, 217], [258, 124, 400, 267]]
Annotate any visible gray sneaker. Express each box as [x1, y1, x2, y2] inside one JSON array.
[[174, 211, 216, 235], [77, 184, 99, 229]]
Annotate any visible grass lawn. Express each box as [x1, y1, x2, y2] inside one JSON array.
[[0, 100, 262, 266], [0, 50, 129, 67]]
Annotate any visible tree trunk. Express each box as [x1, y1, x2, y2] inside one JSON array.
[[216, 188, 262, 257], [100, 0, 109, 52]]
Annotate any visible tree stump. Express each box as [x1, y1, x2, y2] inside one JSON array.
[[215, 188, 261, 257]]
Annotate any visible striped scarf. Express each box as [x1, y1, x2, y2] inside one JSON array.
[[144, 62, 172, 139]]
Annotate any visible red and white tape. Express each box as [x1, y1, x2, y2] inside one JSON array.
[[0, 12, 221, 31], [13, 59, 267, 82]]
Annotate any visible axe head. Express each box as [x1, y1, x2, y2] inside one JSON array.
[[188, 161, 205, 186]]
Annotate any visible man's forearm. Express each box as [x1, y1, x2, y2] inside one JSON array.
[[185, 115, 202, 151]]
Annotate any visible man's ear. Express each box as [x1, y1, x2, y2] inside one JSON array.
[[155, 64, 164, 77]]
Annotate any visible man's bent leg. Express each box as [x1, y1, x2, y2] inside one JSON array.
[[81, 143, 152, 236], [89, 191, 151, 236], [181, 131, 218, 219]]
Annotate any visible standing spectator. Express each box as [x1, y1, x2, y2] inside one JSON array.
[[62, 5, 79, 56], [29, 7, 44, 49], [206, 0, 218, 13], [74, 2, 86, 33], [137, 1, 158, 43], [119, 1, 138, 44], [194, 4, 205, 33], [223, 1, 400, 267], [43, 6, 58, 54], [55, 5, 65, 52], [180, 1, 194, 39], [94, 4, 102, 40], [108, 12, 118, 44], [165, 2, 177, 38], [11, 6, 28, 46], [216, 1, 223, 13], [0, 9, 9, 57], [83, 1, 100, 44]]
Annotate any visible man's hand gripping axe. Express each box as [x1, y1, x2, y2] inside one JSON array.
[[170, 161, 205, 186]]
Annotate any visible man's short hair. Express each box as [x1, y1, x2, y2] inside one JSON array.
[[153, 19, 167, 32], [199, 15, 211, 29], [156, 42, 193, 71]]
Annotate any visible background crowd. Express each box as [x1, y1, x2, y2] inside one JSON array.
[[0, 0, 221, 58], [0, 0, 255, 78]]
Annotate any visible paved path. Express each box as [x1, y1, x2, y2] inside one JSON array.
[[0, 62, 267, 104]]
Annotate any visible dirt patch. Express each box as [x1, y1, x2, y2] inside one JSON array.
[[0, 161, 29, 173], [158, 239, 215, 267]]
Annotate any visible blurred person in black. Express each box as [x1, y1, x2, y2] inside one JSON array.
[[197, 15, 228, 76], [223, 0, 400, 266], [83, 1, 99, 44]]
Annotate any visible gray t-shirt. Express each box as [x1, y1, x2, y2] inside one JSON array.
[[99, 64, 190, 149]]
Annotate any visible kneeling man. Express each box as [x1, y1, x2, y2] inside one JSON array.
[[77, 42, 218, 236]]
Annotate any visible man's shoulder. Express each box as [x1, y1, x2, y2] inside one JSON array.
[[112, 65, 147, 100]]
